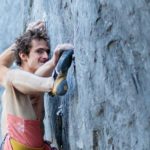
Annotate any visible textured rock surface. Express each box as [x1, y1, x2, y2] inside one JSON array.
[[0, 0, 150, 149]]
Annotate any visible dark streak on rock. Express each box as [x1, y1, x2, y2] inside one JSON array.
[[131, 73, 139, 94], [98, 4, 102, 14], [60, 0, 63, 9], [24, 0, 33, 32], [94, 49, 97, 63], [128, 8, 135, 16], [29, 0, 33, 9], [96, 107, 104, 116], [64, 2, 68, 9], [90, 29, 93, 36], [106, 23, 113, 32], [55, 115, 63, 149], [89, 72, 93, 80], [76, 11, 78, 17], [108, 137, 113, 144], [145, 0, 150, 4], [95, 16, 101, 25], [112, 144, 115, 150], [93, 130, 99, 150], [107, 40, 119, 50]]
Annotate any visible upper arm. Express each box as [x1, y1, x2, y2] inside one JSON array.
[[8, 69, 53, 95], [0, 67, 53, 94], [0, 65, 10, 87]]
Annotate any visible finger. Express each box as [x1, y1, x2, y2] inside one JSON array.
[[33, 20, 44, 26], [34, 23, 45, 31], [63, 44, 74, 50], [35, 23, 44, 29], [31, 21, 44, 29]]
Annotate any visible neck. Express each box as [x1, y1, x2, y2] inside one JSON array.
[[20, 64, 35, 73]]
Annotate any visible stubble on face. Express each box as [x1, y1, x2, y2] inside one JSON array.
[[22, 39, 50, 73]]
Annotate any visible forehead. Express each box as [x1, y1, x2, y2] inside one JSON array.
[[30, 39, 49, 50]]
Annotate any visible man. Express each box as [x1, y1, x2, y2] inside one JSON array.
[[0, 21, 73, 150]]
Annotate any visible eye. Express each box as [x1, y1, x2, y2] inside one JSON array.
[[36, 49, 44, 54], [36, 48, 50, 55], [46, 49, 50, 54]]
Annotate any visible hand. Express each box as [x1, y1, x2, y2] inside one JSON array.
[[52, 43, 74, 66], [26, 21, 45, 32]]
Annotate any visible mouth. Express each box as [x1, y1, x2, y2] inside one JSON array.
[[40, 59, 48, 64]]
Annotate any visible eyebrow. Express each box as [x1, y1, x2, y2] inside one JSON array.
[[36, 48, 50, 53]]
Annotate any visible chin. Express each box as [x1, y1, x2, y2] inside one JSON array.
[[40, 62, 45, 66]]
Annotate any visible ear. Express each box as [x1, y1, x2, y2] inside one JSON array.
[[19, 52, 28, 62]]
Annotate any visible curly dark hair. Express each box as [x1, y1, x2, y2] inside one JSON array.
[[15, 29, 49, 66]]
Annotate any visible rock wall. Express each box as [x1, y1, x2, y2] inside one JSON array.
[[0, 0, 150, 149]]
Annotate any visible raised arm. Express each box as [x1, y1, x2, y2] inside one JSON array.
[[0, 44, 16, 67], [25, 21, 74, 77], [0, 44, 16, 86], [0, 44, 54, 94]]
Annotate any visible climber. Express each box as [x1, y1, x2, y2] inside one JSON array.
[[0, 21, 74, 150]]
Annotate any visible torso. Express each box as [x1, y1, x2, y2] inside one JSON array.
[[1, 84, 45, 138]]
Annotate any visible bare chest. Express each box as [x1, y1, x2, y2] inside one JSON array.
[[30, 94, 45, 121]]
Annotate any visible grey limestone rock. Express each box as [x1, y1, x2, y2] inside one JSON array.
[[0, 0, 150, 149]]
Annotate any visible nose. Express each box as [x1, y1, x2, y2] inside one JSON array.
[[43, 51, 49, 59], [41, 51, 49, 62]]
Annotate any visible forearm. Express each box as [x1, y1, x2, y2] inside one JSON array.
[[35, 56, 56, 77], [0, 44, 16, 67], [7, 69, 54, 95]]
